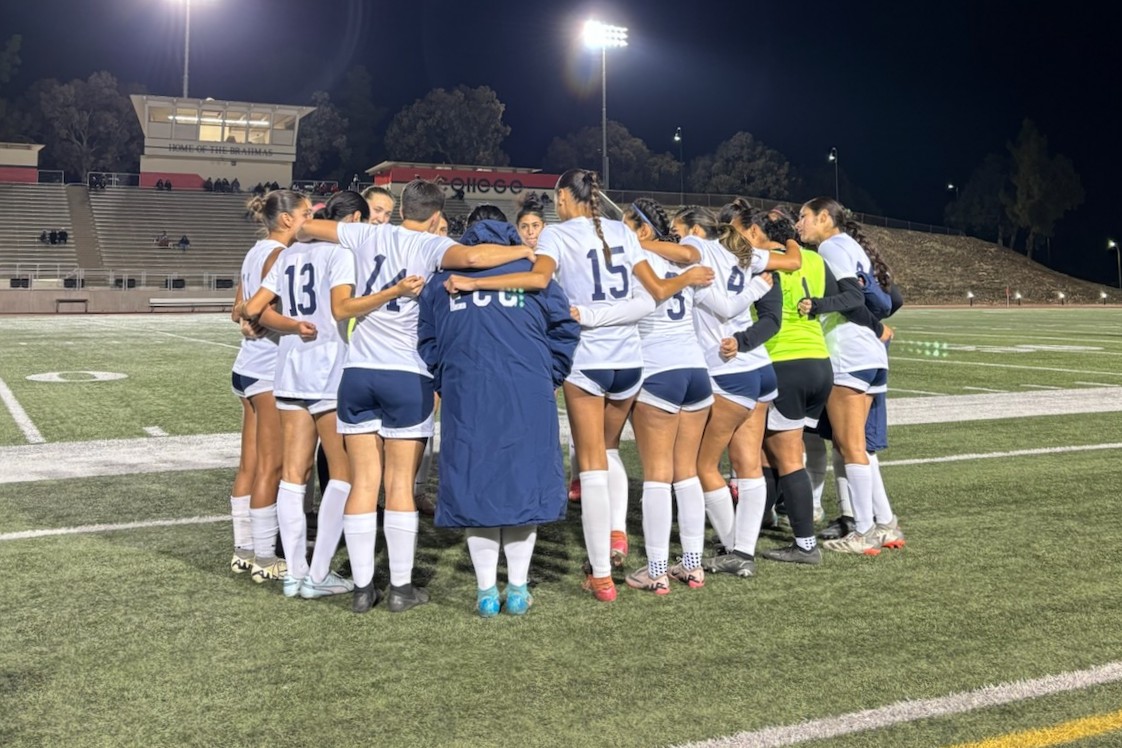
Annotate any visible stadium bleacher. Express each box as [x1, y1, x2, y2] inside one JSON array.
[[0, 184, 79, 277]]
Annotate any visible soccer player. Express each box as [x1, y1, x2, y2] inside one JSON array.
[[419, 215, 579, 617], [361, 185, 395, 225], [299, 179, 533, 613], [230, 190, 311, 584], [515, 196, 546, 250], [443, 169, 713, 602]]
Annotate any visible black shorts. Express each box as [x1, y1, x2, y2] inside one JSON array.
[[767, 358, 833, 432]]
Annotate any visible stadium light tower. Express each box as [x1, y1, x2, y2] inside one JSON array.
[[1108, 239, 1120, 289], [828, 147, 839, 200], [583, 20, 628, 190], [172, 0, 210, 99], [674, 127, 683, 204]]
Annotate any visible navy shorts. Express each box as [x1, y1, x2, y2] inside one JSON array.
[[568, 367, 643, 401], [711, 365, 779, 410], [835, 367, 889, 395], [638, 368, 713, 413], [336, 368, 435, 438]]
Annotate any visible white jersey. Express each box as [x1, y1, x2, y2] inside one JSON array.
[[262, 241, 355, 399], [232, 238, 282, 379], [636, 251, 706, 375], [535, 217, 647, 370], [335, 221, 455, 376], [688, 236, 773, 375], [817, 232, 889, 373]]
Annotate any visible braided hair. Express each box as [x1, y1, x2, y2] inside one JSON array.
[[626, 197, 678, 242], [557, 168, 611, 264]]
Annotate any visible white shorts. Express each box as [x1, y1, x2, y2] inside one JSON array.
[[276, 397, 337, 415]]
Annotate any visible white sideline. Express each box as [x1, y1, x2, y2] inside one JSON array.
[[1, 388, 1121, 485], [0, 377, 45, 444], [676, 661, 1122, 748], [0, 515, 229, 542]]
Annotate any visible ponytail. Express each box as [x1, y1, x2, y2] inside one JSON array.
[[843, 219, 891, 287], [586, 172, 612, 265]]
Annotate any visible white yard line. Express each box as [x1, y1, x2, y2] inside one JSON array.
[[894, 357, 1122, 378], [1020, 384, 1061, 390], [1075, 381, 1122, 388], [143, 426, 169, 437], [880, 442, 1122, 468], [0, 515, 229, 542], [962, 386, 1007, 393], [678, 661, 1122, 748], [0, 377, 45, 444], [888, 388, 943, 396], [81, 317, 241, 350], [902, 329, 1122, 346]]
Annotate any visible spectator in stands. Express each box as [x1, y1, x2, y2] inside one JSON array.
[[269, 181, 280, 191], [39, 231, 48, 244], [253, 182, 265, 196], [165, 180, 173, 191], [58, 229, 68, 244], [231, 178, 241, 193], [48, 230, 58, 245], [361, 185, 396, 225], [540, 192, 552, 206], [452, 185, 466, 200], [220, 178, 230, 192], [155, 231, 170, 248], [204, 177, 214, 192], [177, 234, 191, 252], [156, 179, 166, 191]]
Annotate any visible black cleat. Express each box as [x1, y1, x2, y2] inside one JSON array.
[[352, 582, 383, 614], [387, 584, 431, 613], [818, 515, 856, 541], [761, 543, 823, 565]]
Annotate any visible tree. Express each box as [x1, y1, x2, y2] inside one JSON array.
[[338, 66, 388, 173], [384, 85, 510, 166], [542, 120, 678, 190], [26, 71, 143, 178], [294, 91, 350, 180], [945, 153, 1014, 246], [1005, 119, 1084, 261], [0, 34, 20, 86], [0, 35, 23, 141], [687, 131, 796, 199]]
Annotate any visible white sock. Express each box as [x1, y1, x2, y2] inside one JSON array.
[[383, 510, 419, 587], [673, 477, 705, 568], [230, 495, 252, 551], [580, 471, 612, 577], [733, 477, 766, 556], [502, 525, 537, 587], [834, 450, 853, 516], [845, 463, 874, 534], [276, 481, 309, 579], [248, 504, 278, 562], [414, 438, 434, 494], [466, 528, 501, 590], [641, 481, 672, 577], [869, 453, 895, 525], [796, 535, 817, 551], [343, 512, 377, 588], [308, 480, 350, 582], [803, 433, 828, 512], [703, 487, 735, 551], [606, 449, 629, 535]]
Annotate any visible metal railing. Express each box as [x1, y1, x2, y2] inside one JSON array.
[[0, 265, 238, 290]]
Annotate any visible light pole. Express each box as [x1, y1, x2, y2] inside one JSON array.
[[1109, 239, 1121, 289], [583, 20, 627, 189], [828, 147, 839, 201], [946, 182, 959, 199], [674, 126, 683, 205]]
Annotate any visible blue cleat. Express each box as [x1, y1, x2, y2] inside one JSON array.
[[477, 586, 501, 618], [504, 583, 533, 616]]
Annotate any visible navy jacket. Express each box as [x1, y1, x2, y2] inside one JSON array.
[[418, 256, 580, 528]]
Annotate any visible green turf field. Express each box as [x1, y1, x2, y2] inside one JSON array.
[[2, 308, 1121, 747]]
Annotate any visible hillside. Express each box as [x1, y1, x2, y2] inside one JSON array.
[[868, 227, 1115, 305]]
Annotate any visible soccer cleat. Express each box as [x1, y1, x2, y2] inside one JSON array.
[[568, 478, 581, 502], [230, 550, 254, 574], [702, 552, 756, 578], [250, 557, 287, 584], [875, 517, 906, 550], [668, 562, 705, 589], [625, 566, 670, 595], [299, 571, 355, 599], [818, 515, 856, 541], [282, 573, 302, 598], [580, 561, 617, 602], [387, 584, 431, 613], [415, 493, 436, 518], [823, 527, 883, 556], [761, 543, 823, 565], [352, 581, 382, 614], [610, 531, 629, 567], [503, 583, 533, 616], [477, 585, 501, 618]]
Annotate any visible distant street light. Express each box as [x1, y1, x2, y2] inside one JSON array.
[[673, 127, 683, 205], [1058, 291, 1066, 306], [1014, 291, 1023, 306], [966, 290, 975, 307], [828, 147, 839, 201], [1108, 239, 1120, 290], [583, 20, 628, 190], [946, 182, 959, 199]]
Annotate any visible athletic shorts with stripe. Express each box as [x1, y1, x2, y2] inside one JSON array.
[[766, 358, 833, 432], [637, 368, 713, 413], [567, 367, 643, 401], [231, 372, 273, 399], [710, 365, 778, 410], [336, 368, 435, 438]]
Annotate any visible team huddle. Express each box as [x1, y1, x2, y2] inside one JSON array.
[[226, 169, 905, 617]]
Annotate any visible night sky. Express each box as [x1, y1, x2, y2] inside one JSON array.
[[2, 0, 1119, 284]]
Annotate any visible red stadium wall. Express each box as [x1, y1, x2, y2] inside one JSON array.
[[0, 166, 39, 184], [371, 166, 559, 196], [140, 172, 206, 190]]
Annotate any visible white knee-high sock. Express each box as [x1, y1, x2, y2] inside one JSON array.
[[606, 449, 629, 534], [466, 528, 501, 590], [343, 512, 377, 588], [383, 510, 419, 587], [845, 463, 874, 534], [734, 477, 767, 556], [674, 477, 706, 569], [803, 433, 828, 511], [230, 495, 252, 551], [248, 504, 279, 562], [276, 481, 308, 579], [580, 471, 612, 577], [414, 438, 435, 494], [869, 453, 895, 525], [308, 480, 350, 582], [703, 486, 735, 551], [501, 525, 537, 587], [834, 449, 853, 517], [641, 481, 672, 578]]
